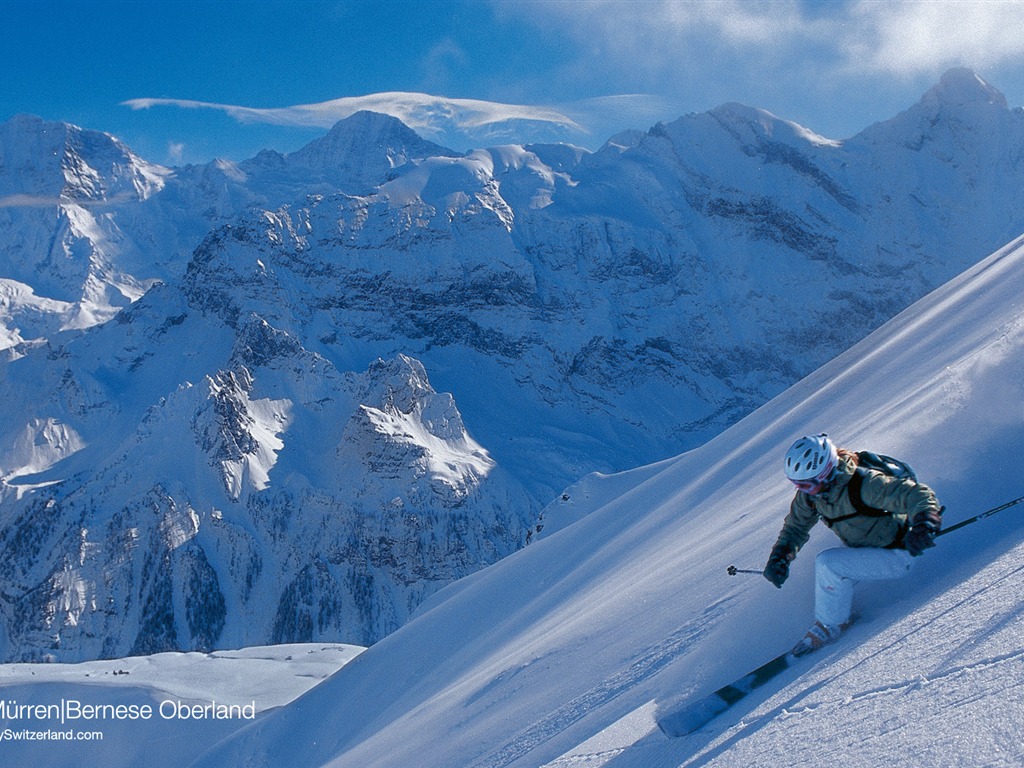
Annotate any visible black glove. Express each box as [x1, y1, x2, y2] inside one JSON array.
[[904, 508, 942, 556], [763, 544, 794, 588]]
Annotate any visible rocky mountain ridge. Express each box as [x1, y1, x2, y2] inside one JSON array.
[[1, 68, 1023, 660]]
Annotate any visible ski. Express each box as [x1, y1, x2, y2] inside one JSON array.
[[657, 642, 826, 737], [657, 650, 796, 737]]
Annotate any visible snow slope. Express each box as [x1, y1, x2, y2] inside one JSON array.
[[192, 229, 1024, 767], [0, 643, 363, 767]]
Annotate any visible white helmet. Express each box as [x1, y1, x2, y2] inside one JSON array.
[[784, 434, 838, 482]]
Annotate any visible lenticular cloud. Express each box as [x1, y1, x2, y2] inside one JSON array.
[[123, 92, 585, 139]]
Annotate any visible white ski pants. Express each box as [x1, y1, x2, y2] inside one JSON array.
[[814, 547, 916, 628]]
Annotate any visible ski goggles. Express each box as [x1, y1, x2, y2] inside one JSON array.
[[790, 467, 836, 495]]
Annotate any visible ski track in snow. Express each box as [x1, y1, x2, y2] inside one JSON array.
[[684, 655, 1024, 768], [468, 597, 734, 768], [775, 647, 1024, 718]]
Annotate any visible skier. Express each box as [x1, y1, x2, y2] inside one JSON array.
[[763, 434, 943, 655]]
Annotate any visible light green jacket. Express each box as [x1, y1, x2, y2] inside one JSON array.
[[774, 453, 941, 555]]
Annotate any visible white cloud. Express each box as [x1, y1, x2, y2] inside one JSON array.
[[509, 0, 1024, 80], [167, 141, 185, 164], [116, 2, 1024, 154], [844, 0, 1024, 75], [0, 194, 67, 208], [0, 193, 138, 208], [421, 38, 471, 92], [560, 93, 685, 136], [122, 92, 584, 135]]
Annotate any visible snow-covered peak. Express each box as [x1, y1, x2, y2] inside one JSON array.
[[0, 114, 69, 199], [852, 67, 1021, 152], [286, 110, 457, 172], [237, 111, 459, 194], [356, 354, 435, 413], [0, 113, 169, 203], [920, 66, 1008, 110], [0, 114, 177, 334], [342, 354, 497, 503], [709, 102, 841, 147]]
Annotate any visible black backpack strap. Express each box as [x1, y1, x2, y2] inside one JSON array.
[[847, 469, 889, 517], [819, 468, 890, 527]]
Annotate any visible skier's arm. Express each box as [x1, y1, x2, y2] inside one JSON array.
[[859, 471, 940, 522], [764, 494, 819, 587], [773, 492, 820, 556], [861, 472, 942, 554]]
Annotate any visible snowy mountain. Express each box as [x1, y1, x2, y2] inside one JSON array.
[[190, 225, 1024, 768], [0, 306, 533, 660], [0, 114, 169, 337], [138, 67, 1024, 496], [3, 68, 1024, 664], [238, 110, 461, 197], [0, 111, 458, 353]]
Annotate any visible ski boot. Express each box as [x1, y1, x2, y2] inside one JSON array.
[[791, 620, 848, 657]]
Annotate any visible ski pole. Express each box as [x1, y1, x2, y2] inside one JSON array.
[[727, 565, 761, 576], [937, 493, 1024, 537]]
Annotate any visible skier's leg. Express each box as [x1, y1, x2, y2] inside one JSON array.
[[814, 547, 915, 627]]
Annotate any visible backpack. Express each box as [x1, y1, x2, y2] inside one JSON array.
[[818, 450, 917, 527], [854, 451, 917, 483]]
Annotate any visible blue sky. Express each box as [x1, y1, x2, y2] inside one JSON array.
[[6, 0, 1024, 165]]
